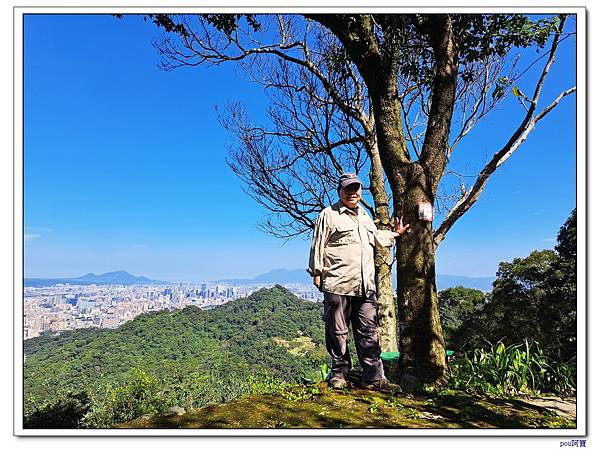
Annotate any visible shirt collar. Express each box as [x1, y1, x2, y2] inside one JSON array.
[[337, 201, 361, 216]]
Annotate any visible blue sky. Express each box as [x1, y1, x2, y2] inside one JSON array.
[[23, 14, 577, 282]]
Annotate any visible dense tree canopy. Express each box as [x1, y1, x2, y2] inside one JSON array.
[[447, 209, 576, 361], [438, 286, 486, 345]]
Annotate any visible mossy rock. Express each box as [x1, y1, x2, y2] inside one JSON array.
[[114, 384, 576, 429]]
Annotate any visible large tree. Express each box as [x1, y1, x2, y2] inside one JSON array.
[[131, 13, 576, 385], [544, 208, 577, 360]]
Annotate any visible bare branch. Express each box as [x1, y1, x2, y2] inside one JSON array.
[[434, 84, 575, 247], [535, 86, 576, 122]]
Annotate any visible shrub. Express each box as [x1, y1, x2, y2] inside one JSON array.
[[80, 368, 167, 428], [24, 390, 91, 428]]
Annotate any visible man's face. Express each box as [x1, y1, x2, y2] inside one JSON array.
[[339, 183, 362, 209]]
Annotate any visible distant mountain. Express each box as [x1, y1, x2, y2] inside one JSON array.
[[24, 271, 167, 287], [217, 268, 309, 285], [219, 268, 494, 292], [25, 268, 494, 291]]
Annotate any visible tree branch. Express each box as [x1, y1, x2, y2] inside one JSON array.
[[433, 86, 575, 247], [433, 16, 569, 247]]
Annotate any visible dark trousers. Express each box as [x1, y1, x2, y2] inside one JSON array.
[[323, 291, 385, 383]]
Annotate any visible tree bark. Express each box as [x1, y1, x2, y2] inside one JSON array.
[[374, 247, 396, 353], [393, 15, 458, 383], [394, 164, 446, 383], [372, 15, 457, 384], [367, 141, 398, 353]]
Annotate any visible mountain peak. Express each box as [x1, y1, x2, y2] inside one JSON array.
[[77, 271, 140, 281], [25, 271, 166, 287], [103, 270, 130, 276]]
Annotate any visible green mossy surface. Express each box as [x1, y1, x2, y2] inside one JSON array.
[[115, 384, 576, 429]]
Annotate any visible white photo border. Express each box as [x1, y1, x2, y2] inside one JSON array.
[[13, 3, 587, 437]]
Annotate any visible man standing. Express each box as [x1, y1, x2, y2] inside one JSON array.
[[308, 173, 410, 391]]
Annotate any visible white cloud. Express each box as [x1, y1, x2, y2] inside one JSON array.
[[24, 227, 53, 242]]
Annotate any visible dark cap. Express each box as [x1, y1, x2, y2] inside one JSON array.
[[337, 173, 362, 191]]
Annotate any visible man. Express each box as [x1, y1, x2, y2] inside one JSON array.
[[308, 173, 410, 392]]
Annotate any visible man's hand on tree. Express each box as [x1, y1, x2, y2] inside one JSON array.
[[393, 216, 411, 238]]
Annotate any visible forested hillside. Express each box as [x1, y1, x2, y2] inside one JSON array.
[[24, 285, 328, 428]]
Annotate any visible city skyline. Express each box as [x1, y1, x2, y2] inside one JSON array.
[[24, 14, 578, 282], [23, 279, 324, 340]]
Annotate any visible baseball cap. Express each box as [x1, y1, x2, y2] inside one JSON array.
[[337, 173, 362, 191]]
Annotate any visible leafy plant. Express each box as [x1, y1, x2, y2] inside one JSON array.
[[447, 340, 575, 397]]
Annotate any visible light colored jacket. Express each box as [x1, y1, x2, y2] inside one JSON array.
[[307, 201, 396, 297]]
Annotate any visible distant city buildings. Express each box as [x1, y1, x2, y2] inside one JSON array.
[[23, 282, 323, 340]]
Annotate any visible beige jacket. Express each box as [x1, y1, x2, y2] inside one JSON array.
[[307, 201, 397, 297]]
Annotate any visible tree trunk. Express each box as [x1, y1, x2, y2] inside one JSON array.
[[390, 15, 457, 385], [395, 163, 446, 384], [374, 245, 396, 353], [367, 137, 398, 353]]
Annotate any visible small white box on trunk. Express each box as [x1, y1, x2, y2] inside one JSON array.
[[418, 202, 433, 222]]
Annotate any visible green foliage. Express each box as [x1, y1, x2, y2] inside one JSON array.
[[203, 14, 262, 33], [397, 14, 562, 89], [451, 248, 566, 357], [544, 209, 577, 359], [424, 210, 578, 414], [24, 286, 327, 428], [442, 209, 577, 396], [80, 368, 165, 428], [555, 209, 576, 262], [24, 389, 90, 429], [447, 340, 576, 397], [451, 14, 561, 62], [368, 399, 381, 414], [438, 286, 486, 345], [511, 86, 525, 98], [320, 363, 330, 381]]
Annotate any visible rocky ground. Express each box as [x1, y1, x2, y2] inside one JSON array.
[[520, 396, 576, 420]]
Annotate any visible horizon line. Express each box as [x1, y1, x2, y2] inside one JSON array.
[[24, 269, 497, 283]]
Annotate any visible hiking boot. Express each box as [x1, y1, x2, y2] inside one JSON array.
[[360, 377, 402, 394], [328, 376, 348, 390]]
